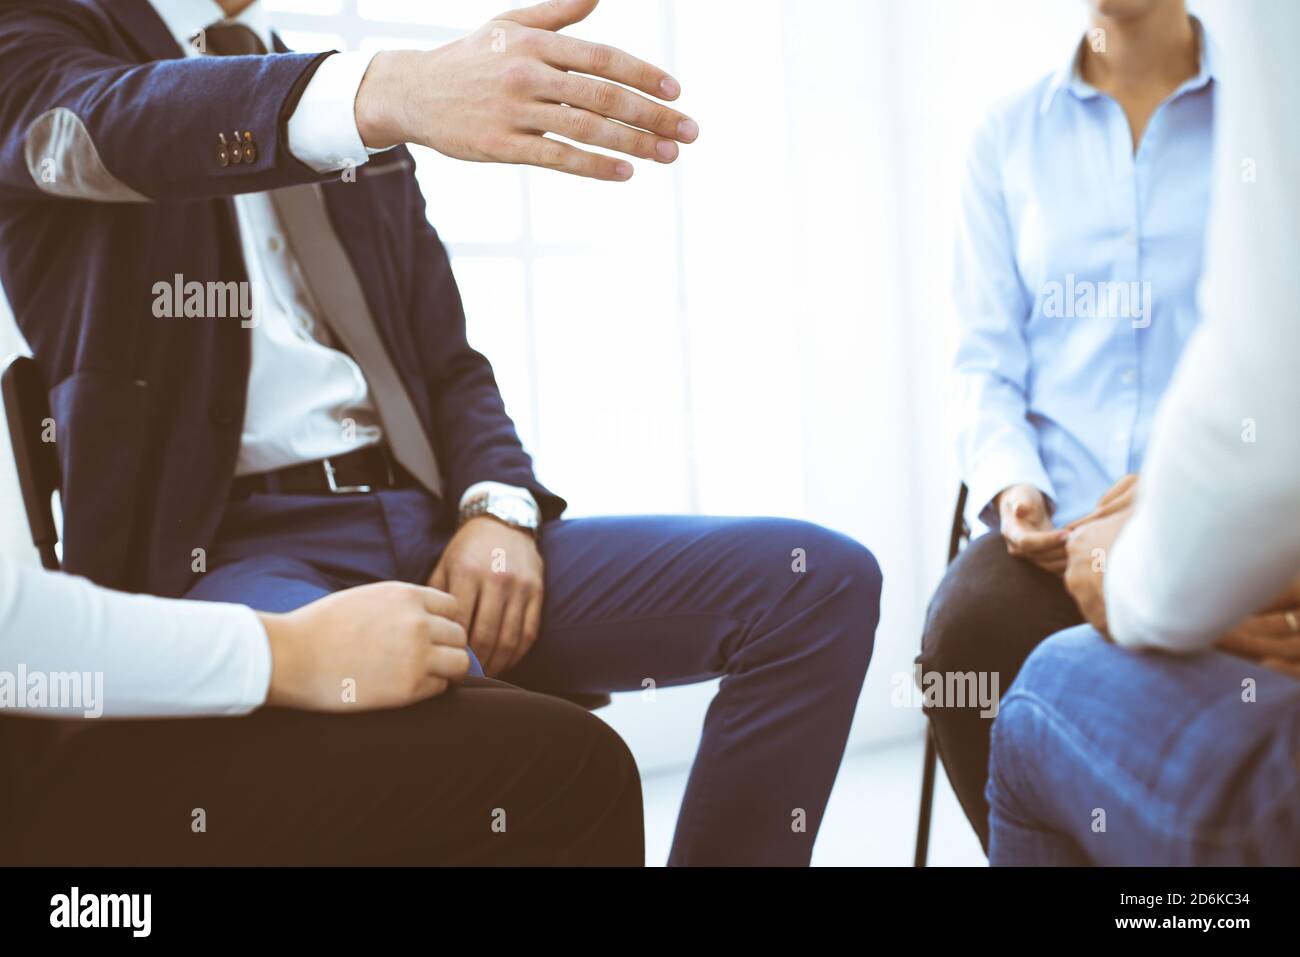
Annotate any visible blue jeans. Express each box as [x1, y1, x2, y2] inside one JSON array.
[[185, 488, 882, 865], [987, 625, 1300, 866]]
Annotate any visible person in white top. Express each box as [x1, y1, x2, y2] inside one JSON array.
[[0, 555, 472, 718], [0, 556, 643, 864], [985, 0, 1300, 866]]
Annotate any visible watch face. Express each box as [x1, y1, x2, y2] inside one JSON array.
[[491, 496, 538, 529]]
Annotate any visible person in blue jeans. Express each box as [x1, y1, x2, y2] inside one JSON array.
[[985, 1, 1300, 867], [987, 627, 1300, 866]]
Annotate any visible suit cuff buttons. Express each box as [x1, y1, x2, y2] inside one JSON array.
[[217, 130, 258, 168]]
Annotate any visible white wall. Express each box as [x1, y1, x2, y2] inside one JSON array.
[[595, 0, 1086, 768]]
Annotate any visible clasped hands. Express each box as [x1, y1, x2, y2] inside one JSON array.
[[1000, 476, 1300, 678]]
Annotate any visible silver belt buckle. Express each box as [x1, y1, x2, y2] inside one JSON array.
[[322, 457, 372, 495]]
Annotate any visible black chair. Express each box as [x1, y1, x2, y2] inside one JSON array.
[[2, 353, 611, 710], [913, 482, 970, 867], [3, 354, 60, 571]]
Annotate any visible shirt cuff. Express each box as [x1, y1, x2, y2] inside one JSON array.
[[228, 604, 275, 713], [965, 448, 1057, 530], [285, 50, 392, 173], [460, 482, 541, 518]]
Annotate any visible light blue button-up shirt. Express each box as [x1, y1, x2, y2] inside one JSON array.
[[954, 19, 1217, 527]]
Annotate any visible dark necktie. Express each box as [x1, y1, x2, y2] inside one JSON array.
[[204, 21, 444, 498], [202, 21, 267, 56]]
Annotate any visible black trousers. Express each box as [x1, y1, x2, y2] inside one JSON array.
[[0, 678, 643, 866], [918, 531, 1083, 850]]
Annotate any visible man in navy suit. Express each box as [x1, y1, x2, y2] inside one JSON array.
[[0, 0, 881, 865]]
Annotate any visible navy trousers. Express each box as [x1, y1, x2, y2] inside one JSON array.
[[185, 488, 882, 865]]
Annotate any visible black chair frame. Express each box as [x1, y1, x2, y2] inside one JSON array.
[[913, 481, 970, 867]]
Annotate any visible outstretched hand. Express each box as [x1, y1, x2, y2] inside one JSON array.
[[355, 0, 699, 181]]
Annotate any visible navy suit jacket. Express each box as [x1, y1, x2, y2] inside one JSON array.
[[0, 0, 564, 597]]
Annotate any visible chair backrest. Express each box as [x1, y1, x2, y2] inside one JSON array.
[[2, 354, 61, 570]]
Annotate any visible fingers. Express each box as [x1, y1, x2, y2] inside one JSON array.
[[1069, 477, 1138, 531], [414, 585, 460, 622], [496, 0, 599, 32], [999, 489, 1050, 536], [1005, 516, 1068, 578], [496, 582, 538, 670], [520, 591, 544, 668], [1221, 612, 1300, 660], [443, 570, 479, 632], [1023, 541, 1067, 575], [1097, 474, 1138, 508], [508, 133, 634, 180], [1085, 496, 1130, 524], [1242, 611, 1300, 639], [544, 70, 698, 143], [1066, 500, 1121, 531], [470, 581, 508, 675], [415, 675, 451, 701], [528, 104, 679, 163], [1004, 522, 1067, 555], [1223, 632, 1300, 661], [497, 594, 529, 675], [426, 643, 473, 681], [540, 32, 679, 100]]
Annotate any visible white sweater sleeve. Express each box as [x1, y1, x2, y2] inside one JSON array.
[[1104, 0, 1300, 651], [0, 557, 272, 718]]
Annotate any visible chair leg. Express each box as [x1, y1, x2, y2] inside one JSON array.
[[914, 724, 938, 867]]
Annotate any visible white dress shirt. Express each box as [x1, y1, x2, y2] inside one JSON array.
[[154, 0, 387, 476], [0, 557, 270, 718], [151, 1, 536, 510], [1104, 1, 1300, 652]]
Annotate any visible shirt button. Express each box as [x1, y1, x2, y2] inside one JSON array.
[[1123, 229, 1137, 245], [268, 236, 282, 253], [1121, 369, 1136, 385]]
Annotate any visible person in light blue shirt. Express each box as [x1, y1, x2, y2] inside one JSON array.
[[918, 0, 1216, 849]]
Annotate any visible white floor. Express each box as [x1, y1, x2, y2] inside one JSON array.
[[641, 735, 987, 867]]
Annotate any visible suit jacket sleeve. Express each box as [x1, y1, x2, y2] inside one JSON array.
[[405, 184, 567, 522], [0, 0, 332, 203]]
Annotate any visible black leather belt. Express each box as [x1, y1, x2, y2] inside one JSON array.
[[230, 445, 409, 499]]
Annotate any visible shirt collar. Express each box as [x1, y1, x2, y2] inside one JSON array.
[[1039, 14, 1217, 116], [149, 0, 273, 55]]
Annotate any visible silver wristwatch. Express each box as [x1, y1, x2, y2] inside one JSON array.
[[458, 488, 541, 539]]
